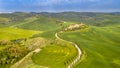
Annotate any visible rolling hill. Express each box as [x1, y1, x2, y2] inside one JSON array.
[[0, 12, 120, 68], [59, 25, 120, 68]]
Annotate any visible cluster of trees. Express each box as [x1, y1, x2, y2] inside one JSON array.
[[0, 37, 47, 67], [0, 43, 29, 68]]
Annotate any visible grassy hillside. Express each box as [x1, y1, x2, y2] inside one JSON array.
[[10, 17, 38, 28], [0, 12, 62, 31], [0, 27, 40, 40], [16, 16, 61, 31], [59, 25, 120, 68], [0, 12, 39, 28]]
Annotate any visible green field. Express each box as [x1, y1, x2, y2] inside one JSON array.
[[0, 27, 40, 40], [32, 39, 78, 68], [59, 25, 120, 68]]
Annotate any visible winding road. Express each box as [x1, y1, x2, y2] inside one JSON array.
[[55, 33, 82, 68], [11, 32, 82, 68]]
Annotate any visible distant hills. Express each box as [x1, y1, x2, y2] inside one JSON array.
[[39, 12, 120, 26], [0, 12, 120, 28]]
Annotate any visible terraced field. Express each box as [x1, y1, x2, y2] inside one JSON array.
[[32, 37, 78, 68], [59, 25, 120, 68]]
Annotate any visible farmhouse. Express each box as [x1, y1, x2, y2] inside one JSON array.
[[65, 23, 88, 31]]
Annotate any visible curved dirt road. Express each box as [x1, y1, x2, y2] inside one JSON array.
[[55, 33, 82, 68], [10, 49, 41, 68]]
